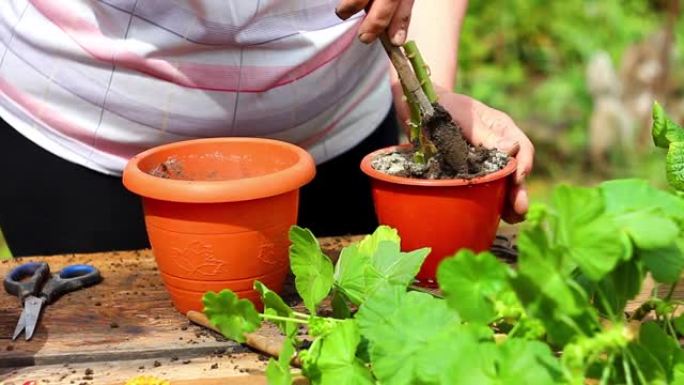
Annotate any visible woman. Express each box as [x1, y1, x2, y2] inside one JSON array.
[[0, 0, 533, 256]]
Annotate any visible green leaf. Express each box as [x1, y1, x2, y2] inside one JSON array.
[[631, 321, 679, 383], [334, 243, 368, 305], [639, 241, 684, 284], [358, 225, 400, 257], [334, 238, 429, 306], [363, 241, 430, 296], [203, 290, 261, 343], [552, 185, 626, 280], [613, 210, 680, 250], [513, 227, 600, 345], [254, 280, 297, 337], [300, 320, 374, 385], [356, 285, 464, 385], [266, 338, 295, 385], [595, 259, 645, 316], [652, 101, 684, 149], [493, 339, 563, 385], [668, 142, 684, 191], [289, 226, 334, 314], [601, 179, 684, 222], [331, 290, 351, 319], [437, 249, 512, 324]]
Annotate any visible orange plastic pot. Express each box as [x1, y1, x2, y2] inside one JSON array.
[[123, 138, 315, 313], [360, 146, 516, 284]]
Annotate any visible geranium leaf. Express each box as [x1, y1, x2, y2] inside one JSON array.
[[363, 241, 430, 296], [552, 185, 626, 280], [437, 250, 512, 324], [300, 320, 374, 385], [601, 179, 684, 222], [334, 243, 368, 305], [254, 280, 296, 337], [289, 226, 334, 314], [613, 210, 680, 250], [668, 142, 684, 191], [639, 240, 684, 284], [266, 338, 295, 385], [331, 290, 351, 319], [202, 290, 261, 343], [356, 285, 464, 385], [652, 101, 684, 149], [493, 339, 564, 385], [358, 225, 400, 257]]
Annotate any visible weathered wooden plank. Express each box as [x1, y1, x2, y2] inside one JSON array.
[[0, 236, 358, 368], [0, 352, 306, 385]]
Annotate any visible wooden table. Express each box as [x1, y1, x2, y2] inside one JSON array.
[[0, 236, 357, 385], [0, 229, 674, 385]]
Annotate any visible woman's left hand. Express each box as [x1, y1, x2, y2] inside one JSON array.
[[335, 0, 415, 45], [438, 91, 534, 223]]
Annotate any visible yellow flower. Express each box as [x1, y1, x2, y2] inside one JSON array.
[[124, 375, 170, 385]]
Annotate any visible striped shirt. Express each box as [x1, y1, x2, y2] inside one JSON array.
[[0, 0, 391, 175]]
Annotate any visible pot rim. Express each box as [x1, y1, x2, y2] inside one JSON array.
[[123, 137, 315, 203], [360, 145, 517, 187]]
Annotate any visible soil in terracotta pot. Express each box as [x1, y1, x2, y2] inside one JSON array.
[[373, 103, 510, 179], [149, 156, 186, 179]]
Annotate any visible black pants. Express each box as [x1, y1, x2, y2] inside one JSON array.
[[0, 110, 399, 256]]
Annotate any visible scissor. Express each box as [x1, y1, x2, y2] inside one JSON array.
[[3, 262, 102, 340]]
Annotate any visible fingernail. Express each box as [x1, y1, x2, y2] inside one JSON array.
[[391, 29, 406, 46], [335, 8, 351, 20], [358, 32, 373, 43], [496, 139, 519, 155]]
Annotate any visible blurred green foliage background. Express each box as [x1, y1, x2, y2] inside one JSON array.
[[457, 0, 683, 200]]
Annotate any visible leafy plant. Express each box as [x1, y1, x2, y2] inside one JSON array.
[[203, 105, 684, 384]]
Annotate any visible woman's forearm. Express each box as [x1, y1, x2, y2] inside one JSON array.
[[391, 0, 467, 92], [389, 0, 468, 123]]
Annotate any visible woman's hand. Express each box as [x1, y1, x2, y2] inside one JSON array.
[[439, 92, 534, 223], [335, 0, 415, 45], [393, 85, 534, 223]]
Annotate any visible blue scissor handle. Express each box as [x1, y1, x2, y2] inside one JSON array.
[[41, 264, 102, 304], [3, 262, 50, 301]]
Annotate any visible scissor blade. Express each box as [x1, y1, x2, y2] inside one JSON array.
[[23, 296, 44, 340], [12, 308, 27, 340]]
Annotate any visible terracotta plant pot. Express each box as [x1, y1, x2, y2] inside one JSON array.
[[123, 138, 315, 313], [360, 145, 516, 284]]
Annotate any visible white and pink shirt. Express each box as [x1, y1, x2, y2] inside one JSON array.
[[0, 0, 391, 175]]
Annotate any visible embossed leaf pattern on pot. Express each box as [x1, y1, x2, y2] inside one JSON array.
[[172, 242, 226, 278]]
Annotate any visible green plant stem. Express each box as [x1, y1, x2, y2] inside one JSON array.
[[666, 315, 680, 343], [292, 311, 311, 320], [506, 320, 522, 338], [594, 285, 618, 322], [379, 34, 434, 118], [599, 354, 615, 385], [624, 349, 648, 385], [403, 41, 438, 104], [622, 355, 634, 385], [665, 280, 679, 302], [260, 313, 310, 325]]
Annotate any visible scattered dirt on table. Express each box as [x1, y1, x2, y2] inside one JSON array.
[[210, 363, 219, 370], [6, 345, 13, 351], [109, 321, 119, 329], [84, 368, 93, 375], [153, 360, 162, 367]]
